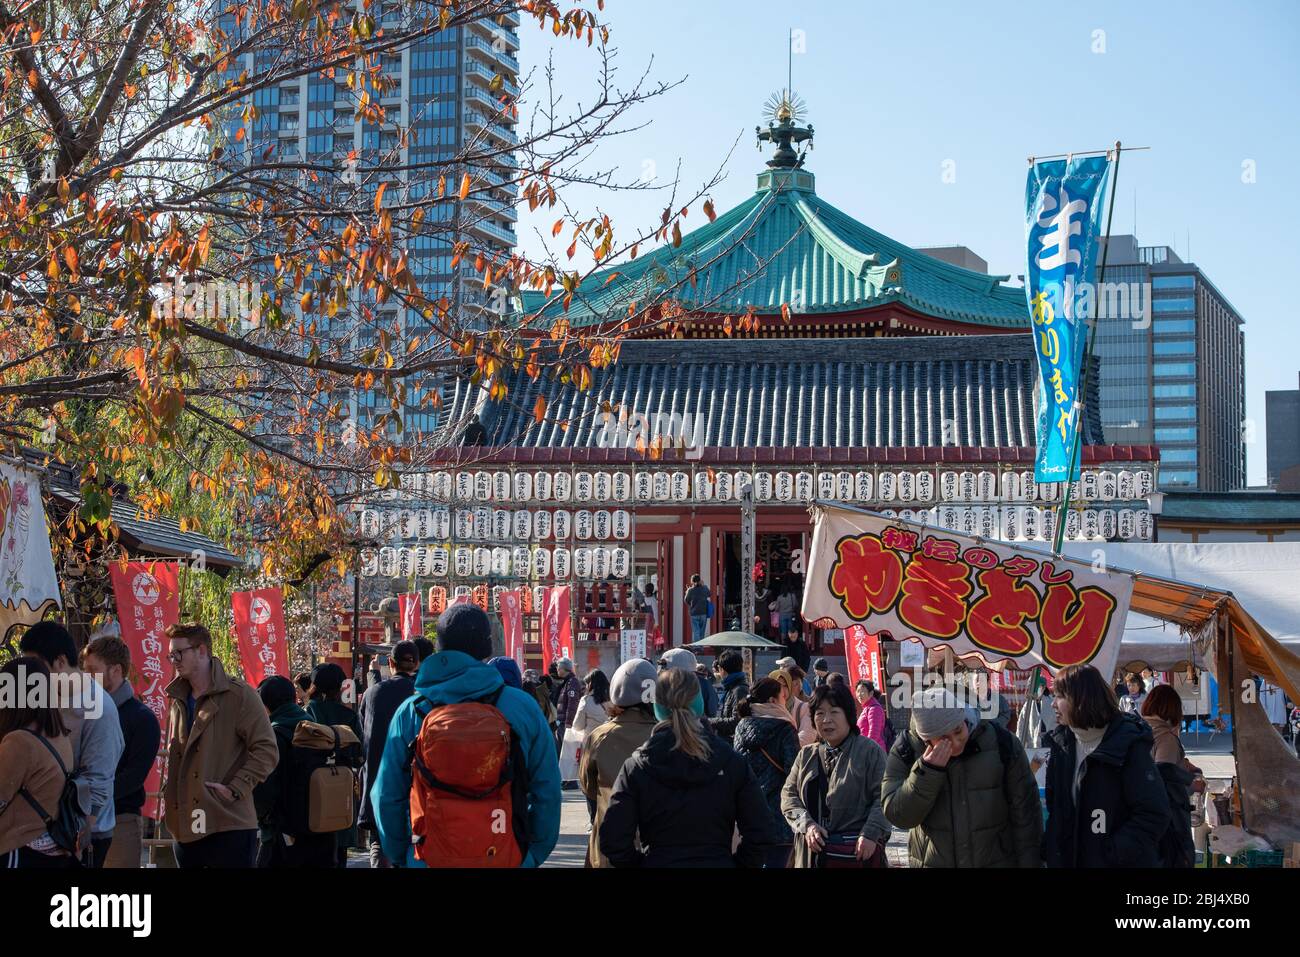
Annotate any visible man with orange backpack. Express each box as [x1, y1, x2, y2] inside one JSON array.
[[370, 604, 561, 867]]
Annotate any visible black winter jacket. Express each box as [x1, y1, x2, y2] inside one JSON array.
[[600, 721, 774, 867], [113, 690, 163, 817], [709, 672, 750, 742], [1043, 713, 1170, 868], [357, 672, 416, 829], [732, 715, 799, 843], [1154, 761, 1196, 868]]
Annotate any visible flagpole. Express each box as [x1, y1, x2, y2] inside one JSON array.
[[1052, 140, 1123, 555]]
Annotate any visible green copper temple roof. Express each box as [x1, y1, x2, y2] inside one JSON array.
[[520, 167, 1029, 329]]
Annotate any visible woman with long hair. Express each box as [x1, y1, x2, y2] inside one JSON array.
[[732, 678, 800, 867], [0, 656, 75, 868], [599, 667, 772, 867], [781, 682, 891, 868], [1043, 665, 1170, 867], [572, 669, 614, 826], [1141, 684, 1198, 867]]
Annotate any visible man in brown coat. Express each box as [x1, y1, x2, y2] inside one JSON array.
[[578, 657, 658, 868], [163, 623, 277, 868]]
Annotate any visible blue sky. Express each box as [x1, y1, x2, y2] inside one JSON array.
[[515, 1, 1300, 485]]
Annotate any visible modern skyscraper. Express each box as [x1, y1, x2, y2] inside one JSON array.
[[1092, 235, 1245, 491], [225, 8, 520, 441], [1266, 374, 1300, 490]]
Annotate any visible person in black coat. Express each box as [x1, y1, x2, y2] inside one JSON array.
[[708, 649, 750, 743], [1042, 665, 1171, 868], [357, 640, 419, 867], [600, 667, 773, 868], [731, 678, 800, 867]]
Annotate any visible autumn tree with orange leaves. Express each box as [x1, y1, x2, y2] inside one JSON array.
[[0, 0, 745, 589]]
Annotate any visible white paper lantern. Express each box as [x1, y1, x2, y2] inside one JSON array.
[[534, 471, 553, 501], [552, 509, 572, 540], [1136, 510, 1153, 540], [594, 510, 611, 540], [533, 548, 551, 579], [653, 472, 670, 501], [899, 509, 916, 524], [1003, 508, 1020, 541], [897, 471, 915, 502], [878, 472, 897, 501], [1065, 510, 1081, 540], [916, 471, 935, 503], [856, 471, 874, 501], [360, 508, 380, 538], [361, 548, 379, 577], [493, 471, 511, 502], [754, 471, 774, 502], [491, 547, 511, 576], [378, 547, 397, 577], [836, 471, 854, 501], [415, 546, 432, 577], [414, 508, 431, 539], [573, 471, 593, 502], [939, 506, 959, 530], [433, 472, 452, 500], [430, 548, 448, 577], [1081, 510, 1100, 540], [533, 510, 552, 541], [612, 471, 631, 502], [634, 472, 652, 501], [1039, 482, 1059, 503], [533, 585, 547, 610], [1118, 509, 1136, 539], [732, 471, 751, 502], [1099, 509, 1117, 539], [795, 472, 814, 502], [977, 471, 997, 502], [818, 472, 836, 500], [957, 471, 975, 501], [880, 509, 897, 519], [694, 472, 714, 501], [474, 471, 492, 502], [979, 507, 997, 539], [1040, 510, 1056, 542], [594, 472, 612, 502], [574, 510, 593, 540], [455, 586, 472, 603], [1081, 471, 1098, 502], [574, 548, 593, 579], [774, 471, 793, 502], [1019, 471, 1036, 501], [1117, 471, 1135, 501], [552, 548, 571, 579], [592, 546, 611, 580], [961, 509, 978, 535], [612, 510, 631, 540], [453, 547, 472, 578], [454, 509, 474, 540], [513, 510, 532, 541], [473, 505, 492, 539], [612, 547, 631, 579], [1022, 507, 1040, 540], [552, 471, 573, 502], [940, 471, 958, 501], [472, 547, 492, 577], [512, 547, 531, 576], [455, 471, 474, 502], [714, 471, 734, 501], [1136, 470, 1154, 498], [1098, 471, 1117, 502], [672, 472, 691, 501], [513, 471, 533, 503], [1000, 472, 1020, 501]]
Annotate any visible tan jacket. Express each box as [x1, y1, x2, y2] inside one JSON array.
[[0, 730, 75, 856], [163, 657, 277, 844], [578, 707, 656, 868]]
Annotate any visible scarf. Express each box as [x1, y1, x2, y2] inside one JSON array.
[[750, 701, 796, 726]]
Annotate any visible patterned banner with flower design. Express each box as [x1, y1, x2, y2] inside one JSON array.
[[802, 504, 1134, 677]]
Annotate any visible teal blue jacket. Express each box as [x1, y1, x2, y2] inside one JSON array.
[[371, 650, 561, 867]]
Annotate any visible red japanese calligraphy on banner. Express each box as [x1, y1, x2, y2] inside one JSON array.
[[540, 585, 571, 675], [398, 592, 423, 641], [499, 589, 524, 670], [231, 587, 289, 687], [109, 560, 179, 820], [804, 505, 1134, 679], [844, 625, 883, 689]]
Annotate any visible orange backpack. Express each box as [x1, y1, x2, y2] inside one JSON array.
[[408, 689, 529, 867]]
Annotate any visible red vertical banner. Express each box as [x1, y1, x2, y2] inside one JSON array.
[[541, 585, 571, 675], [845, 624, 883, 689], [109, 560, 179, 820], [231, 587, 289, 687], [498, 589, 524, 670], [398, 592, 423, 641]]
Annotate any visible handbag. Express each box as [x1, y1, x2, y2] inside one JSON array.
[[803, 746, 887, 869]]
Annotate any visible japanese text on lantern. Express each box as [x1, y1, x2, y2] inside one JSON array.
[[828, 526, 1118, 667]]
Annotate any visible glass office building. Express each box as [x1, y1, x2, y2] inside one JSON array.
[[1093, 236, 1245, 491]]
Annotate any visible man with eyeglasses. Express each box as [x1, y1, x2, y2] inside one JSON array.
[[162, 623, 277, 867]]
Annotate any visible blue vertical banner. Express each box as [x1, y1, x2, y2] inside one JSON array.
[[1025, 154, 1112, 482]]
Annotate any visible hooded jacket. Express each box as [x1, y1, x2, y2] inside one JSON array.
[[600, 721, 773, 867], [732, 712, 799, 843], [1042, 713, 1170, 868], [370, 650, 561, 868], [163, 656, 278, 843], [579, 706, 657, 868], [708, 671, 750, 742], [881, 720, 1042, 868]]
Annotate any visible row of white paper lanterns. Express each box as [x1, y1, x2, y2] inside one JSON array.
[[384, 468, 1156, 505], [881, 506, 1153, 542], [363, 545, 633, 580], [360, 507, 634, 542]]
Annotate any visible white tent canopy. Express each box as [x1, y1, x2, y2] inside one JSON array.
[[1062, 541, 1300, 671]]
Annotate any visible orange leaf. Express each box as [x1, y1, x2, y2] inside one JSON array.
[[235, 126, 245, 142], [458, 172, 470, 200], [533, 395, 547, 423], [704, 199, 716, 222], [63, 247, 78, 274], [671, 221, 682, 247], [552, 219, 564, 237], [374, 182, 387, 212]]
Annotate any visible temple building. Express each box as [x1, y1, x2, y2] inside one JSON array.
[[360, 95, 1160, 668]]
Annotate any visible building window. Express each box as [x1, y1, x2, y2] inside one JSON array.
[[1154, 383, 1196, 399], [1160, 448, 1198, 464], [1153, 319, 1196, 335], [1152, 361, 1195, 378], [1152, 275, 1195, 291], [1154, 427, 1197, 443], [1154, 405, 1196, 421], [1153, 339, 1195, 356], [1152, 297, 1195, 314], [1160, 469, 1199, 486]]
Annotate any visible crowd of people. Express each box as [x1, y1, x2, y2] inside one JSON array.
[[0, 609, 1201, 870]]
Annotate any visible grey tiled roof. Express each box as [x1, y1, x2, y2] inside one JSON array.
[[448, 335, 1105, 451]]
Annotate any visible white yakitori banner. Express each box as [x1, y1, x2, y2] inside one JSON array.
[[802, 503, 1135, 676], [0, 461, 63, 637]]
